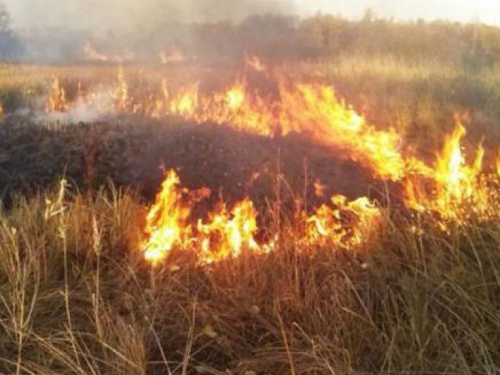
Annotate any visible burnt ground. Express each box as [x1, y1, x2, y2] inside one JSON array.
[[0, 114, 396, 212]]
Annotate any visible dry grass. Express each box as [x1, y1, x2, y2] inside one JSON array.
[[0, 181, 500, 374]]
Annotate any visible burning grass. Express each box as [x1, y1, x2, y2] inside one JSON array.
[[1, 180, 500, 373], [2, 57, 500, 372]]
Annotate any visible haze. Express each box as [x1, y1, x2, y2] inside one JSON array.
[[5, 0, 500, 31]]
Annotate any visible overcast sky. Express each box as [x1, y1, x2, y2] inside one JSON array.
[[4, 0, 500, 30]]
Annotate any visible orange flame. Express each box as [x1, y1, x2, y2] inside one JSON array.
[[404, 121, 491, 225], [169, 83, 199, 118], [307, 195, 382, 247], [141, 170, 268, 265], [195, 80, 275, 136], [497, 147, 500, 177], [142, 171, 193, 265], [113, 64, 129, 111], [279, 83, 410, 181], [46, 78, 68, 113], [196, 199, 263, 264], [141, 170, 382, 266]]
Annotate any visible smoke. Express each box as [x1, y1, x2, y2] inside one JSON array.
[[5, 0, 294, 32], [4, 0, 296, 62]]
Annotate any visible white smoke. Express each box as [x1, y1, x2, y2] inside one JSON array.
[[41, 90, 117, 124], [5, 0, 295, 32]]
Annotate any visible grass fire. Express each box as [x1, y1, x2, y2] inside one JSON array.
[[2, 1, 500, 374]]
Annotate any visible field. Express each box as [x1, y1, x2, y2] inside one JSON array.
[[2, 48, 500, 375]]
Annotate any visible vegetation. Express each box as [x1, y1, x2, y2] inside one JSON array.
[[1, 180, 500, 374]]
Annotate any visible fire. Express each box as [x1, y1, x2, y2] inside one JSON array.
[[142, 171, 193, 265], [225, 83, 246, 110], [141, 170, 382, 266], [46, 78, 68, 113], [141, 170, 267, 265], [404, 121, 491, 225], [307, 195, 382, 247], [114, 64, 129, 111], [195, 81, 275, 136], [196, 199, 262, 264], [497, 148, 500, 177], [169, 84, 199, 118], [279, 83, 419, 181]]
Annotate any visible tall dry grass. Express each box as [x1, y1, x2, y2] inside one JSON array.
[[1, 181, 500, 374]]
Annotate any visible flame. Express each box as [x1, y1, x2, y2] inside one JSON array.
[[141, 170, 382, 266], [169, 83, 199, 118], [45, 69, 427, 176], [195, 80, 275, 136], [225, 83, 246, 110], [141, 170, 267, 265], [279, 83, 417, 181], [46, 78, 68, 113], [196, 199, 262, 264], [496, 147, 500, 177], [142, 170, 193, 265], [307, 195, 382, 247], [114, 64, 129, 111], [404, 122, 491, 225]]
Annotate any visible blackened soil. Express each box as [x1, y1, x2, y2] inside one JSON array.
[[0, 115, 396, 211]]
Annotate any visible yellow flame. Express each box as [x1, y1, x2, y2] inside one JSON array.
[[169, 83, 199, 118], [197, 198, 261, 264], [141, 170, 382, 266], [141, 170, 265, 265], [307, 195, 382, 247], [279, 83, 409, 181], [114, 64, 129, 111], [142, 171, 192, 265], [46, 78, 68, 113], [404, 122, 490, 225]]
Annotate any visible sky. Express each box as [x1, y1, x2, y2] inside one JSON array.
[[4, 0, 500, 30]]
